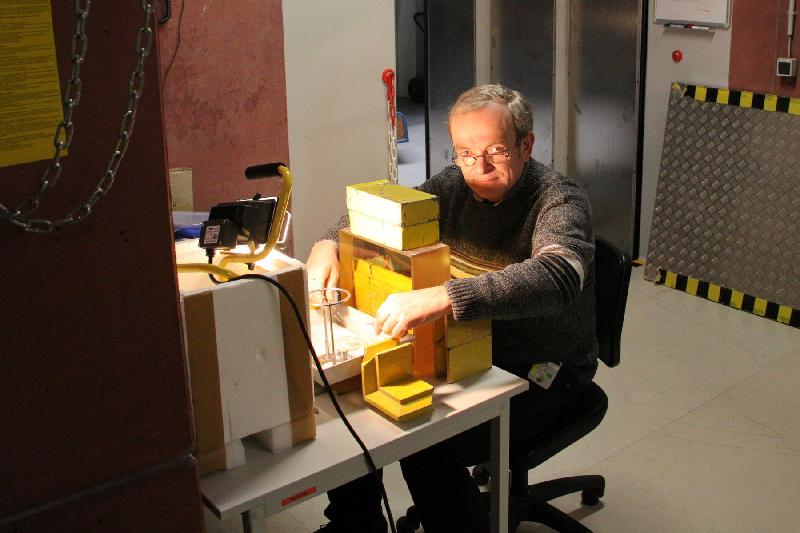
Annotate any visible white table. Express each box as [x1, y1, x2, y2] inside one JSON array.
[[201, 366, 528, 533]]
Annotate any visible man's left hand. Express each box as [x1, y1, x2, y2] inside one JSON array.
[[374, 286, 452, 338]]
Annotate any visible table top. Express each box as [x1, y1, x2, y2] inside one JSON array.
[[201, 366, 528, 519]]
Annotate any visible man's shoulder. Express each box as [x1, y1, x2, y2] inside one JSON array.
[[531, 160, 588, 197], [418, 164, 466, 195]]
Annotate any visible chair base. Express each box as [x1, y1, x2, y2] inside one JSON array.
[[510, 475, 605, 532]]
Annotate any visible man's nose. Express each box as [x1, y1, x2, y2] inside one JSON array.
[[473, 155, 492, 173]]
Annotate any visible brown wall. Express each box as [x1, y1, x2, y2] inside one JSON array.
[[1, 2, 202, 530], [730, 0, 800, 96], [157, 0, 290, 222]]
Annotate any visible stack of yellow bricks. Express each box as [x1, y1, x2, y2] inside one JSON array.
[[341, 180, 493, 421]]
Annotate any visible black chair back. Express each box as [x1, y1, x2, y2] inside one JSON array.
[[594, 237, 631, 369]]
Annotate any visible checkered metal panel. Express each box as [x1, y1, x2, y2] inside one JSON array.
[[645, 84, 800, 310]]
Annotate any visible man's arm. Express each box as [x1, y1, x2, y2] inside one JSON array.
[[446, 192, 594, 322], [306, 239, 340, 293]]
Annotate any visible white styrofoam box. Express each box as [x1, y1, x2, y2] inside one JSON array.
[[210, 279, 291, 443]]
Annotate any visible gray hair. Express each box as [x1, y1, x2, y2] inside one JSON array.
[[448, 84, 534, 145]]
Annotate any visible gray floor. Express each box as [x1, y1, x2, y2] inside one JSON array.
[[210, 102, 800, 532], [213, 273, 800, 532]]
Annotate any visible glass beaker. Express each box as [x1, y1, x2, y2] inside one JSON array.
[[308, 287, 352, 365]]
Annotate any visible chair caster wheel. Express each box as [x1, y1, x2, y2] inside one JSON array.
[[472, 464, 491, 486], [581, 489, 601, 506], [396, 516, 418, 532], [396, 505, 421, 531]]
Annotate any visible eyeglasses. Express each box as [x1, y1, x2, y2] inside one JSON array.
[[451, 148, 513, 167]]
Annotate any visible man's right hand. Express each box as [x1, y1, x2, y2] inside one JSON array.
[[306, 240, 340, 293]]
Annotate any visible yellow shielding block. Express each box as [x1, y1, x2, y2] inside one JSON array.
[[349, 210, 439, 251], [379, 378, 433, 404], [446, 334, 492, 383], [364, 389, 433, 422], [346, 180, 439, 226], [361, 340, 433, 421], [446, 318, 492, 348]]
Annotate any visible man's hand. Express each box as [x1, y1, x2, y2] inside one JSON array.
[[306, 240, 340, 293], [374, 286, 452, 338]]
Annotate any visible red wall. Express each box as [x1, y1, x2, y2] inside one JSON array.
[[730, 0, 800, 96], [157, 0, 290, 219], [0, 2, 202, 530]]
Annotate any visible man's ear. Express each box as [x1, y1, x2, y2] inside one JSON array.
[[523, 132, 535, 158]]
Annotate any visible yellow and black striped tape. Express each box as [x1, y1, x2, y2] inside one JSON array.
[[675, 82, 800, 114], [656, 270, 800, 328]]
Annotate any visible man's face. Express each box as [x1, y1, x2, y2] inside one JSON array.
[[450, 102, 534, 203]]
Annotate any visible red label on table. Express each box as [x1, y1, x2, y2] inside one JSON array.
[[281, 486, 317, 506]]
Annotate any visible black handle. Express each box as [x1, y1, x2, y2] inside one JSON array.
[[245, 162, 286, 180]]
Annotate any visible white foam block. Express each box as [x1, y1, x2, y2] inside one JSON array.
[[213, 279, 291, 443]]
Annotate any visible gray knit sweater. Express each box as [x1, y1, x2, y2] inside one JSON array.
[[323, 159, 598, 383]]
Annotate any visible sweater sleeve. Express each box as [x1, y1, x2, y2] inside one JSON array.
[[444, 183, 594, 321], [319, 214, 349, 243]]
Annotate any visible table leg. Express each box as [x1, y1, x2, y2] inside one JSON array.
[[489, 401, 510, 533], [242, 504, 268, 533]]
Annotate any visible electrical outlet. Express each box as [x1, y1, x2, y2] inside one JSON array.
[[777, 57, 797, 78]]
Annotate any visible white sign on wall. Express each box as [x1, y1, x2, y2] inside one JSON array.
[[654, 0, 731, 27]]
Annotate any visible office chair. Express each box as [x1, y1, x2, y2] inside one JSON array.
[[501, 236, 631, 532], [396, 237, 631, 533]]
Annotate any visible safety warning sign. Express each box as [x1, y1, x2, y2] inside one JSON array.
[[0, 0, 65, 168]]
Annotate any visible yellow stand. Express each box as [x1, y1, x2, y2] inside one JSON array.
[[361, 339, 433, 422]]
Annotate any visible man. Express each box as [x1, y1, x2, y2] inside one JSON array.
[[307, 84, 597, 533]]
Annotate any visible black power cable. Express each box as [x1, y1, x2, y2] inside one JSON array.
[[161, 0, 185, 93], [228, 273, 397, 533]]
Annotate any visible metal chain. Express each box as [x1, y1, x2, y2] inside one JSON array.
[[387, 101, 399, 184], [0, 0, 156, 233], [382, 69, 399, 184]]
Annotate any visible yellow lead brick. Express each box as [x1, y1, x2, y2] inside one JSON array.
[[349, 210, 439, 251], [347, 180, 439, 226], [447, 335, 493, 383], [446, 318, 492, 349]]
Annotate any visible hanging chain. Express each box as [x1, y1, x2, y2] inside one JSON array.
[[382, 69, 399, 184], [386, 101, 398, 184], [0, 0, 156, 233]]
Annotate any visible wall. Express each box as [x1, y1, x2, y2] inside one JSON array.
[[729, 0, 800, 96], [157, 0, 291, 248], [639, 3, 732, 256], [0, 2, 202, 530], [640, 2, 800, 257], [283, 1, 395, 260]]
